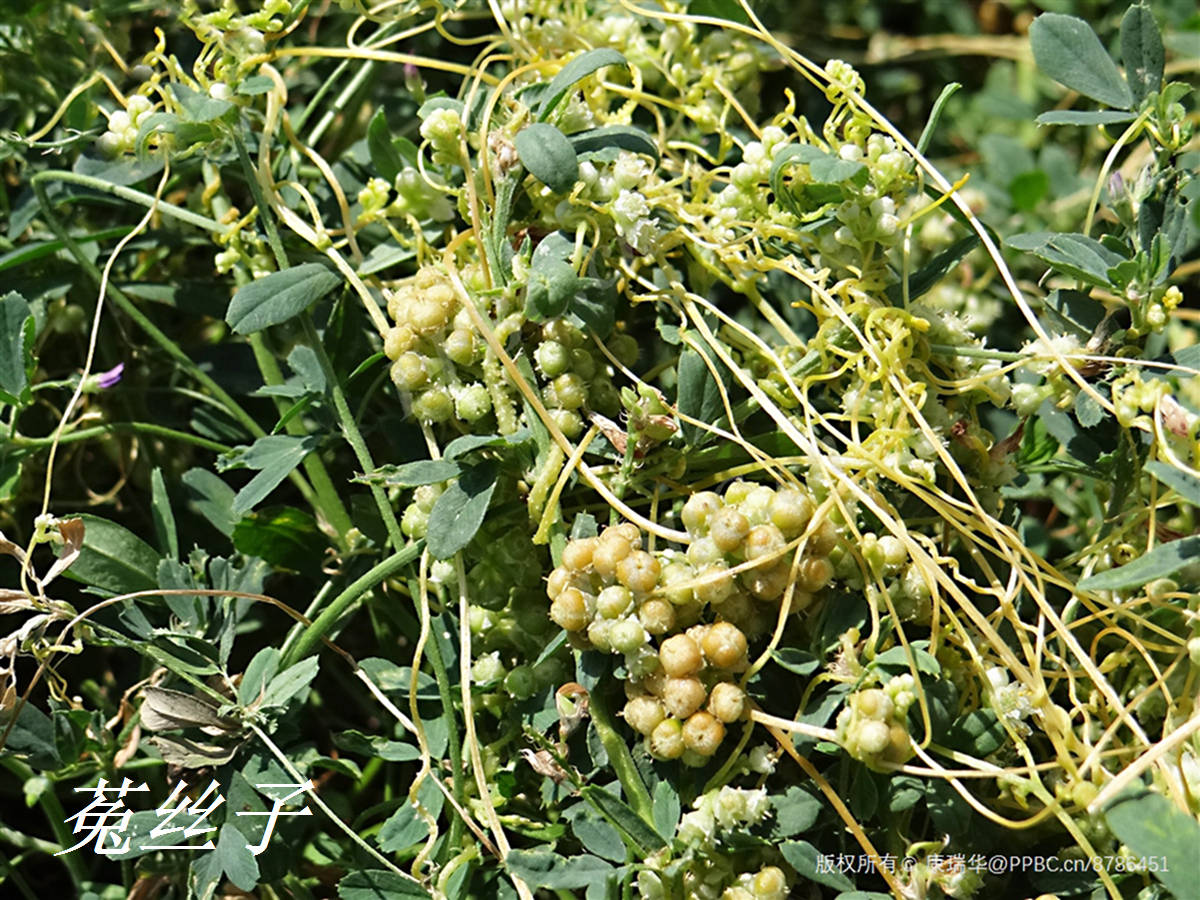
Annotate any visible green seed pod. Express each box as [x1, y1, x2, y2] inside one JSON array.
[[413, 387, 453, 422], [638, 598, 676, 635], [616, 550, 661, 594], [550, 587, 589, 632], [624, 695, 666, 736], [609, 618, 647, 654], [659, 633, 703, 677], [769, 488, 813, 538], [444, 328, 477, 366], [534, 340, 570, 378], [597, 585, 634, 619], [710, 507, 751, 552], [681, 491, 722, 535], [648, 717, 685, 759], [455, 383, 492, 422], [391, 352, 428, 391], [682, 710, 725, 756]]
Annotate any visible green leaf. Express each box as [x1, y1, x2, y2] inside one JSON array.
[[1, 702, 61, 769], [378, 778, 444, 852], [1104, 789, 1200, 900], [538, 48, 627, 121], [140, 686, 236, 732], [916, 82, 961, 154], [1120, 4, 1164, 106], [227, 435, 321, 516], [771, 785, 822, 838], [237, 75, 273, 95], [213, 823, 259, 891], [61, 513, 161, 594], [182, 468, 238, 537], [357, 459, 461, 487], [781, 840, 854, 891], [233, 506, 326, 573], [526, 232, 583, 321], [943, 709, 1007, 756], [676, 336, 728, 447], [651, 780, 680, 842], [0, 291, 35, 406], [1042, 289, 1106, 339], [773, 143, 867, 186], [1005, 231, 1127, 286], [150, 468, 179, 560], [1144, 461, 1200, 507], [1073, 390, 1105, 428], [581, 784, 666, 854], [506, 849, 615, 889], [566, 803, 627, 862], [338, 869, 431, 899], [260, 656, 320, 709], [1030, 13, 1133, 109], [1009, 170, 1049, 212], [568, 125, 659, 160], [173, 83, 235, 124], [367, 109, 406, 184], [771, 648, 821, 676], [425, 461, 498, 559], [1078, 536, 1200, 591], [688, 0, 751, 25], [886, 235, 978, 304], [334, 729, 421, 761], [238, 648, 281, 706], [515, 123, 579, 194], [226, 264, 343, 334], [1036, 109, 1137, 126], [871, 643, 940, 675]]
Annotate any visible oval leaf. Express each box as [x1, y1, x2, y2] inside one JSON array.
[[61, 513, 161, 594], [537, 48, 627, 121], [1078, 535, 1200, 591], [1120, 4, 1164, 106], [568, 125, 659, 160], [1030, 13, 1133, 109], [514, 123, 579, 194], [1104, 789, 1200, 900], [227, 263, 343, 334], [425, 462, 498, 559]]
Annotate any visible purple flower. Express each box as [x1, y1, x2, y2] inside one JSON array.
[[93, 363, 124, 390]]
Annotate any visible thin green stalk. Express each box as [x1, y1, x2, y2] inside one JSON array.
[[422, 612, 466, 862], [30, 173, 323, 507], [203, 160, 354, 544], [281, 541, 422, 666], [31, 171, 227, 235], [587, 683, 654, 825], [11, 422, 232, 453], [0, 759, 86, 892], [301, 315, 406, 549]]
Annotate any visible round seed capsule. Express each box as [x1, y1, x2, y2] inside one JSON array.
[[753, 866, 787, 900], [709, 507, 750, 552], [707, 682, 746, 722], [592, 534, 632, 578], [560, 537, 596, 572], [444, 328, 476, 366], [390, 352, 428, 391], [623, 695, 665, 736], [611, 523, 642, 549], [809, 518, 839, 556], [693, 564, 734, 605], [586, 618, 613, 651], [648, 718, 685, 760], [743, 524, 786, 562], [855, 719, 891, 755], [741, 485, 776, 525], [552, 373, 587, 410], [661, 676, 706, 718], [769, 489, 813, 538], [723, 481, 755, 506], [407, 296, 452, 334], [853, 689, 893, 721], [701, 621, 747, 669], [745, 562, 789, 600], [658, 561, 696, 606], [883, 723, 912, 764], [638, 599, 676, 635], [617, 550, 661, 595], [686, 536, 724, 569], [659, 634, 703, 677], [681, 491, 722, 535], [797, 556, 834, 592], [550, 588, 588, 632], [546, 566, 572, 599], [596, 585, 634, 619], [413, 388, 453, 423], [682, 711, 725, 756], [609, 618, 646, 654]]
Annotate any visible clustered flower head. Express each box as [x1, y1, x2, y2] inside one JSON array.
[[835, 673, 917, 770]]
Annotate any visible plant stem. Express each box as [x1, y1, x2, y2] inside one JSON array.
[[281, 541, 422, 666], [11, 422, 232, 453], [31, 171, 227, 235], [587, 682, 654, 825], [0, 759, 86, 892]]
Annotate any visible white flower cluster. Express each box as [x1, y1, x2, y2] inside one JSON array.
[[677, 786, 771, 849], [985, 666, 1034, 736], [97, 95, 158, 157]]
